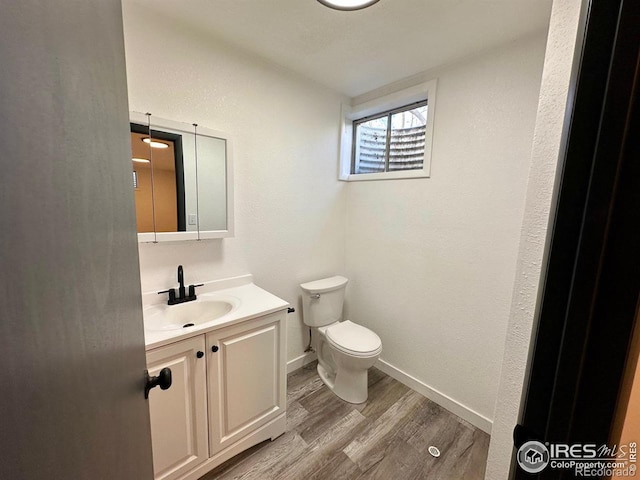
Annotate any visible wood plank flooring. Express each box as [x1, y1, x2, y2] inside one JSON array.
[[200, 362, 489, 480]]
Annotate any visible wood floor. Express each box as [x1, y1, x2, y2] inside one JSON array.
[[201, 362, 489, 480]]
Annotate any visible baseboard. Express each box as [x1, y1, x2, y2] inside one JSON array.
[[375, 358, 493, 434], [287, 351, 317, 374]]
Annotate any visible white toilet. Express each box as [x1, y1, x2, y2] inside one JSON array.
[[300, 276, 382, 404]]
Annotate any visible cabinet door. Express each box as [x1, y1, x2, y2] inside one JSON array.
[[207, 311, 286, 455], [147, 336, 209, 480]]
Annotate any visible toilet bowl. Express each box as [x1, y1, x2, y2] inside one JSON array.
[[300, 276, 382, 404]]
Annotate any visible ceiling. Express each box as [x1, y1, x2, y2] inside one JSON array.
[[129, 0, 552, 97]]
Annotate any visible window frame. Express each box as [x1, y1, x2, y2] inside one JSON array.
[[339, 79, 437, 182]]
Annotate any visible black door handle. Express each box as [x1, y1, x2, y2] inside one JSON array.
[[196, 351, 204, 358], [211, 345, 219, 353], [144, 367, 172, 399]]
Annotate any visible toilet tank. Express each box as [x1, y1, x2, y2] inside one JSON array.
[[300, 276, 348, 327]]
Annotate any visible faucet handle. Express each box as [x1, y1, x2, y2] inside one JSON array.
[[188, 284, 204, 297], [158, 288, 176, 304]]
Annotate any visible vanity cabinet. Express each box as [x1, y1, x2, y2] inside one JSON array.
[[146, 336, 209, 480], [146, 309, 287, 480]]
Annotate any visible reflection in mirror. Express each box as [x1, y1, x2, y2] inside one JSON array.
[[130, 125, 185, 232], [129, 113, 233, 242], [195, 130, 227, 232]]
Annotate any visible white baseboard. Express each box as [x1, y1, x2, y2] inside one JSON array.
[[287, 351, 317, 374], [375, 358, 492, 434]]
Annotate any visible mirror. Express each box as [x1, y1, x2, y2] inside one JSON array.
[[129, 113, 233, 242]]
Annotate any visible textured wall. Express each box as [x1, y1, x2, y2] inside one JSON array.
[[122, 2, 347, 363], [485, 1, 585, 478], [344, 35, 547, 430]]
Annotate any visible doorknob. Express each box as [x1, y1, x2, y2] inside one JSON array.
[[144, 368, 172, 399]]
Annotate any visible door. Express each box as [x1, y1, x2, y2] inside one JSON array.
[[207, 312, 287, 455], [0, 1, 154, 479], [514, 0, 640, 478], [147, 337, 209, 480]]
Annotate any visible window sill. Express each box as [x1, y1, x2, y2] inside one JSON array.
[[339, 169, 430, 182]]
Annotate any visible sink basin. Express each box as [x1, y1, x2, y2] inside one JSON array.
[[144, 296, 239, 332]]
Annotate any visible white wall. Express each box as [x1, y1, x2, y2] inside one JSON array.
[[486, 1, 585, 477], [122, 2, 347, 363], [344, 34, 547, 431]]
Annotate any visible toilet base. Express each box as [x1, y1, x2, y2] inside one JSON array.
[[317, 362, 369, 404]]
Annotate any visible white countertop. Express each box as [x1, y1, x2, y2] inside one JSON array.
[[143, 274, 290, 351]]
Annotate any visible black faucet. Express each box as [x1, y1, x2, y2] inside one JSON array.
[[177, 265, 186, 299], [158, 265, 203, 305]]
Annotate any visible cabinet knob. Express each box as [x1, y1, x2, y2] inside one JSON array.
[[196, 351, 204, 359], [144, 367, 172, 399], [211, 345, 219, 353]]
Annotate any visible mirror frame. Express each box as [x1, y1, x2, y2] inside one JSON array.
[[130, 112, 234, 242]]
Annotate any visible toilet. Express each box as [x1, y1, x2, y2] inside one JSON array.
[[300, 276, 382, 404]]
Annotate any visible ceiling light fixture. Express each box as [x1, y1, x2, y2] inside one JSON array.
[[142, 138, 169, 149], [317, 0, 380, 11], [132, 158, 150, 163]]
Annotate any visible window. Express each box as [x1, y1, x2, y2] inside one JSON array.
[[352, 101, 428, 174], [339, 79, 436, 181]]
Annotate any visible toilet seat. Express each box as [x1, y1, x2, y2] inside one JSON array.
[[325, 320, 382, 357]]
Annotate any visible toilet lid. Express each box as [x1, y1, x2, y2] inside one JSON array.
[[326, 320, 382, 356]]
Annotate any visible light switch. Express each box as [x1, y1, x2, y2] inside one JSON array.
[[188, 213, 197, 225]]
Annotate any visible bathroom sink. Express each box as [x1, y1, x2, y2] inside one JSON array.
[[143, 296, 239, 332]]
